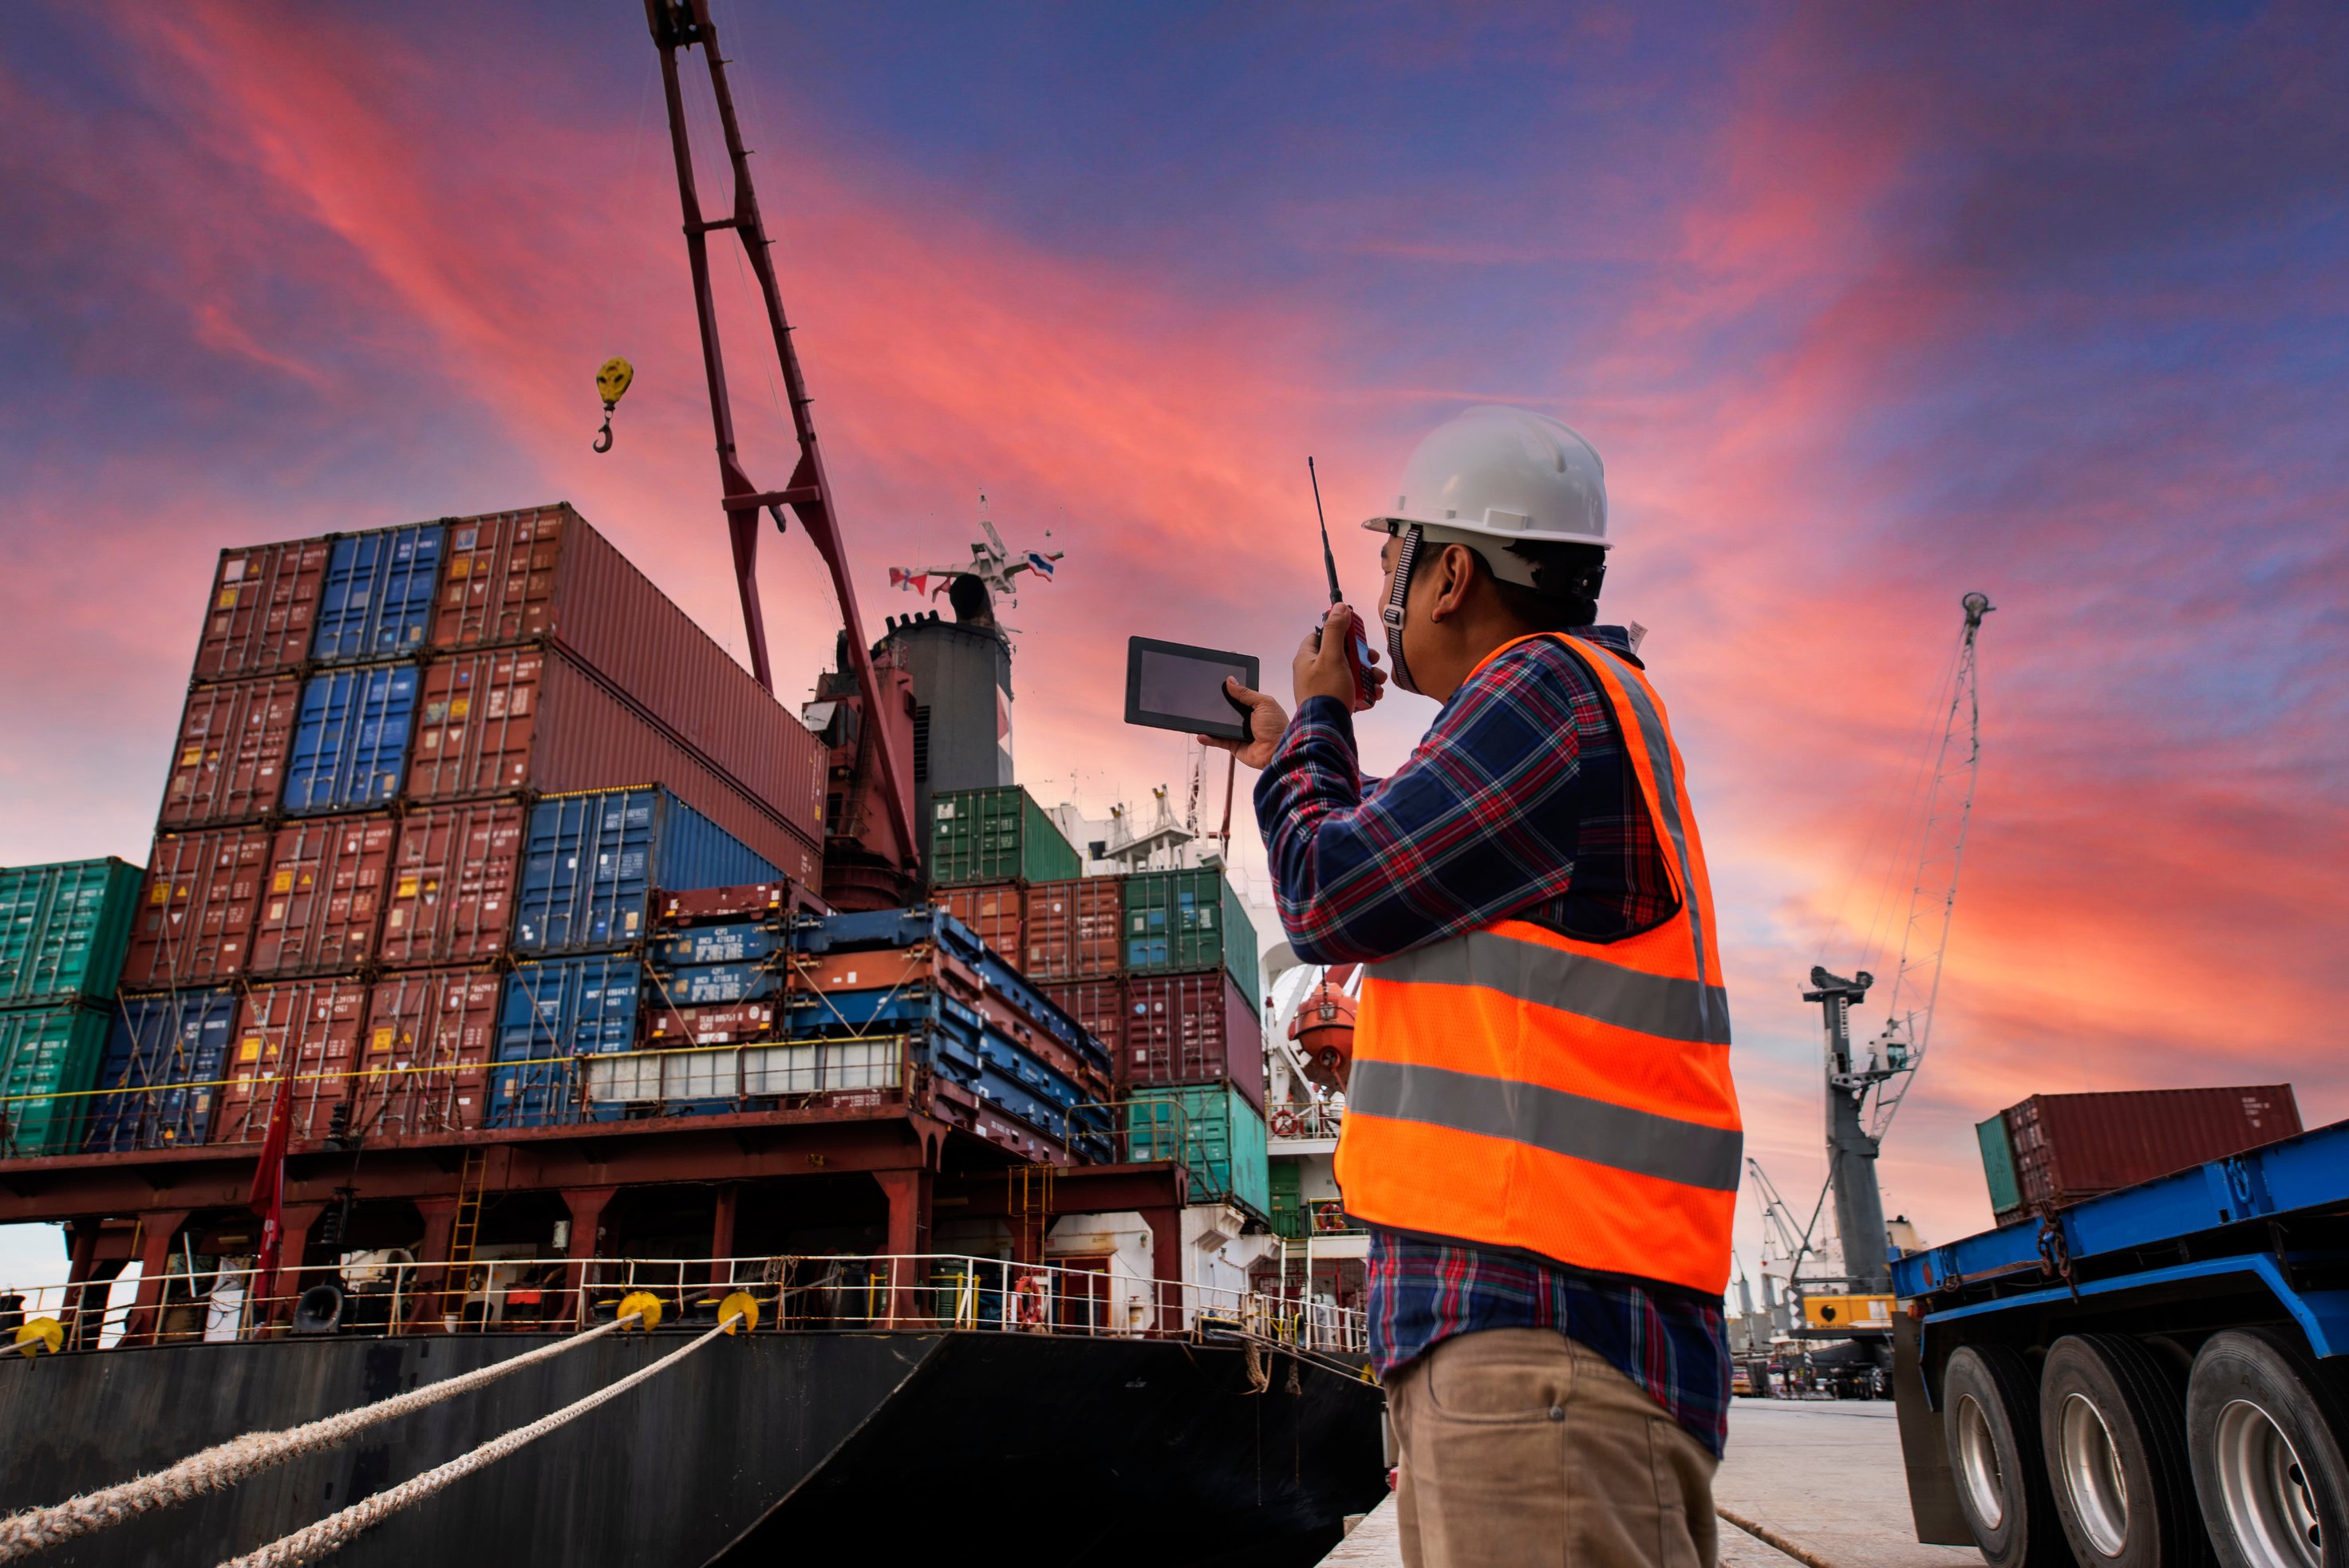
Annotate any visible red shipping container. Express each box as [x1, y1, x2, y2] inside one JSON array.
[[379, 802, 525, 966], [1042, 978, 1124, 1064], [429, 505, 825, 849], [1123, 970, 1265, 1112], [658, 883, 792, 924], [215, 978, 368, 1143], [409, 644, 819, 891], [645, 1000, 781, 1046], [1023, 879, 1121, 980], [124, 825, 274, 988], [351, 968, 503, 1139], [2006, 1086, 2302, 1210], [159, 676, 300, 828], [939, 882, 1024, 959], [192, 538, 331, 681], [250, 815, 397, 975]]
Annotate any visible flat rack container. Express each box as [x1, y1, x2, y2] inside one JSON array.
[[1123, 969, 1265, 1112], [250, 815, 396, 976], [123, 826, 274, 989], [429, 505, 825, 849], [0, 858, 144, 1005], [215, 978, 368, 1143], [351, 968, 502, 1139], [159, 677, 299, 828], [192, 539, 329, 681], [511, 788, 779, 956], [377, 801, 526, 967], [1126, 1082, 1271, 1218], [0, 1002, 113, 1156], [1022, 877, 1120, 981], [282, 665, 420, 814], [1121, 868, 1261, 1005], [85, 989, 237, 1152], [2003, 1085, 2301, 1211], [927, 787, 1080, 886]]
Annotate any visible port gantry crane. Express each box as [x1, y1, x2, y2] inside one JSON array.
[[1752, 592, 1993, 1297], [642, 0, 918, 875]]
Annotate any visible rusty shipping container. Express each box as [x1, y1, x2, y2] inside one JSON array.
[[250, 815, 397, 976], [1041, 978, 1124, 1065], [123, 826, 274, 989], [429, 505, 825, 849], [351, 968, 503, 1139], [377, 802, 525, 967], [938, 882, 1023, 961], [215, 977, 369, 1143], [1124, 969, 1266, 1113], [1023, 878, 1122, 981], [657, 883, 793, 925], [407, 644, 818, 889], [191, 539, 330, 681], [2004, 1085, 2303, 1212], [159, 676, 300, 829]]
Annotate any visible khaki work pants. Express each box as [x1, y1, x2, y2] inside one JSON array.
[[1389, 1327, 1719, 1568]]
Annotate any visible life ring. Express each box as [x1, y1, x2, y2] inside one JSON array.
[[1269, 1108, 1301, 1139], [1013, 1272, 1050, 1328]]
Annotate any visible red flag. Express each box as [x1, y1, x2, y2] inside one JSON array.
[[247, 1072, 294, 1307]]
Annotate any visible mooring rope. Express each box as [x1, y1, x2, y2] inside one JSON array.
[[219, 1311, 745, 1568], [0, 1313, 642, 1562], [1715, 1507, 1851, 1568]]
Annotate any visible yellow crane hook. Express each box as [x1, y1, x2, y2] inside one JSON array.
[[593, 357, 634, 453]]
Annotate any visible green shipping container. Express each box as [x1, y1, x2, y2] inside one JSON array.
[[0, 1002, 113, 1156], [1121, 868, 1260, 1005], [928, 787, 1081, 887], [0, 858, 145, 1006], [1127, 1082, 1270, 1218], [1977, 1112, 2023, 1218]]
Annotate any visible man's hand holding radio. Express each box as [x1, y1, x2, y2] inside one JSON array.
[[1199, 604, 1384, 770]]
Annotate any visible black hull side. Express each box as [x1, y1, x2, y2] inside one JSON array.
[[0, 1334, 1387, 1567]]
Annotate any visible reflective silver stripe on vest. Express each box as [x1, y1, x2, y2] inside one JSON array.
[[1370, 929, 1731, 1046], [1349, 1059, 1743, 1192]]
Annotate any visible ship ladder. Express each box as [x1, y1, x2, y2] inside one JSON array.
[[446, 1147, 489, 1292]]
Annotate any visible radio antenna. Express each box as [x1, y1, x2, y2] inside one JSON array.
[[1309, 456, 1343, 605]]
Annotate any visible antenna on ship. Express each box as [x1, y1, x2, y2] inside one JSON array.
[[888, 492, 1067, 614]]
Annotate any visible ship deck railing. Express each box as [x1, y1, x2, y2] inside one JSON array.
[[0, 1250, 1370, 1359]]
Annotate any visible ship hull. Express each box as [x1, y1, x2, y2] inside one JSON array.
[[0, 1333, 1385, 1566]]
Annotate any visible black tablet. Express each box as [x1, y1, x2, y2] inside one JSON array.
[[1125, 637, 1259, 742]]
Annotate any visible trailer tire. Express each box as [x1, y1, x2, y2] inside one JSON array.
[[2040, 1333, 2211, 1566], [1945, 1342, 2075, 1567], [2188, 1329, 2349, 1568]]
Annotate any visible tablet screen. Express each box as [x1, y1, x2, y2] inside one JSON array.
[[1125, 638, 1259, 741]]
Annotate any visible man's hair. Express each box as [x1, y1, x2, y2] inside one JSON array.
[[1485, 539, 1607, 630]]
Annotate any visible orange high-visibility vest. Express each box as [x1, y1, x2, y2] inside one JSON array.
[[1333, 631, 1740, 1297]]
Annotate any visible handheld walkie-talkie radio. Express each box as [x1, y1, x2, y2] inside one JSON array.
[[1309, 456, 1375, 706]]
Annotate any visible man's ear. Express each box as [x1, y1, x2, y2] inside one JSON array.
[[1427, 543, 1476, 622]]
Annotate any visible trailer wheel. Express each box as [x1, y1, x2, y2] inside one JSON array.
[[1945, 1342, 2074, 1567], [2188, 1330, 2349, 1568], [2040, 1333, 2209, 1566]]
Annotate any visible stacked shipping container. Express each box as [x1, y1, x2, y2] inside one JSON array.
[[0, 860, 145, 1155]]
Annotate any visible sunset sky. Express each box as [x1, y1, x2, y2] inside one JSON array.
[[2, 2, 2344, 1286]]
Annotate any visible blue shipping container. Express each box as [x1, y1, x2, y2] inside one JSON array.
[[489, 954, 643, 1128], [513, 788, 779, 955], [283, 665, 419, 813], [647, 963, 781, 1006], [310, 523, 444, 663], [649, 922, 787, 968], [85, 989, 237, 1152]]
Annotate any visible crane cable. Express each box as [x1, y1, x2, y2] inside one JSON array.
[[220, 1308, 748, 1568], [0, 1311, 652, 1562]]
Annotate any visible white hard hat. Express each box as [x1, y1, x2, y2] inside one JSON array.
[[1363, 405, 1609, 556]]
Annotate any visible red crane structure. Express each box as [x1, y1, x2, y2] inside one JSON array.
[[643, 0, 918, 879]]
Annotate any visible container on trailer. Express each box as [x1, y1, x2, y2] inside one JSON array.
[[351, 968, 503, 1139], [283, 665, 420, 814], [657, 883, 792, 925], [159, 677, 300, 828], [0, 859, 144, 1005], [309, 523, 444, 664], [123, 826, 273, 989], [378, 801, 525, 967], [429, 505, 826, 847], [1123, 970, 1266, 1112], [644, 999, 780, 1047], [512, 788, 780, 957], [1023, 878, 1120, 981], [250, 815, 396, 976], [1977, 1113, 2023, 1220], [1126, 1082, 1271, 1218], [192, 539, 330, 681], [1040, 979, 1123, 1067], [0, 1003, 113, 1156], [938, 882, 1024, 962], [407, 646, 819, 887], [488, 954, 643, 1128], [214, 978, 368, 1143], [2004, 1085, 2302, 1211], [927, 787, 1080, 887], [1121, 868, 1261, 1005], [85, 989, 237, 1152]]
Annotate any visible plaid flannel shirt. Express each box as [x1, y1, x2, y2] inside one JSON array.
[[1253, 626, 1731, 1456]]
